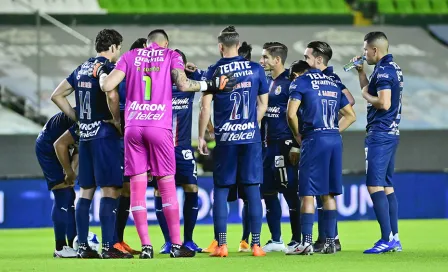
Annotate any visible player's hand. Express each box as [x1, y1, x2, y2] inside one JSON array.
[[185, 62, 197, 73], [351, 56, 364, 73], [104, 119, 122, 136], [88, 59, 111, 78], [64, 169, 76, 187], [198, 137, 209, 155], [289, 148, 300, 166], [205, 70, 236, 92]]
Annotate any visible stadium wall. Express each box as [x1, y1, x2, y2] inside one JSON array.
[[1, 173, 447, 229]]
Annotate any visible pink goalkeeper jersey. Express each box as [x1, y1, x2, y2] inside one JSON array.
[[115, 42, 185, 129]]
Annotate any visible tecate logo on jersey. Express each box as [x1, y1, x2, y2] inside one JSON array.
[[79, 121, 101, 138], [265, 106, 280, 118], [219, 121, 256, 142], [172, 97, 190, 110], [127, 101, 166, 121]]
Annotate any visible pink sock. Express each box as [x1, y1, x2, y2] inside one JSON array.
[[130, 174, 151, 246], [157, 176, 181, 245]]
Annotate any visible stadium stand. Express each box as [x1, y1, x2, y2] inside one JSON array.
[[0, 0, 105, 14], [0, 105, 42, 134]]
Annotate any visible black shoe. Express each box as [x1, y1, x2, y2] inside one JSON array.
[[101, 246, 134, 259], [312, 239, 325, 253], [335, 239, 342, 252], [77, 243, 100, 259], [139, 245, 154, 259], [322, 243, 337, 254], [170, 244, 195, 258]]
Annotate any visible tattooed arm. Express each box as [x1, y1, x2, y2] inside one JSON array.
[[171, 68, 203, 92]]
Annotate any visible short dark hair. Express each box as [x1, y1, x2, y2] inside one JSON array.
[[95, 29, 123, 53], [218, 25, 239, 47], [130, 38, 146, 50], [148, 29, 169, 42], [306, 41, 332, 65], [289, 60, 311, 80], [263, 42, 288, 64], [175, 49, 187, 65], [364, 31, 388, 44], [238, 41, 252, 61]]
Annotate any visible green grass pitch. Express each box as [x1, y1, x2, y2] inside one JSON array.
[[1, 220, 447, 272]]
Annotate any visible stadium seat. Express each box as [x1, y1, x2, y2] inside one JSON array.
[[378, 0, 398, 14], [144, 0, 164, 13], [311, 0, 333, 14], [330, 0, 352, 14], [295, 0, 316, 14], [431, 0, 448, 14], [395, 0, 415, 14], [195, 0, 217, 14], [262, 0, 283, 14], [413, 0, 434, 14], [244, 0, 262, 14]]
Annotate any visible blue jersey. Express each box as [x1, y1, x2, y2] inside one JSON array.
[[289, 69, 349, 137], [38, 110, 78, 144], [204, 56, 269, 145], [118, 78, 126, 112], [172, 70, 202, 147], [66, 56, 118, 141], [264, 69, 293, 142], [366, 54, 403, 135], [322, 66, 347, 91]]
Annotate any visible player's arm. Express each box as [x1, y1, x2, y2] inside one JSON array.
[[71, 147, 79, 175], [362, 87, 391, 110], [339, 104, 356, 132], [198, 93, 213, 155], [342, 88, 355, 106], [287, 97, 302, 143], [171, 68, 203, 92], [257, 93, 268, 125], [51, 79, 77, 122], [54, 130, 77, 186], [101, 69, 125, 93]]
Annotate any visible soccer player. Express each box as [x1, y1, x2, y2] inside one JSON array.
[[203, 41, 254, 254], [35, 110, 78, 258], [98, 29, 234, 259], [198, 26, 269, 257], [303, 41, 356, 252], [259, 42, 301, 253], [286, 60, 356, 255], [51, 29, 131, 259], [153, 49, 203, 254], [351, 32, 403, 254]]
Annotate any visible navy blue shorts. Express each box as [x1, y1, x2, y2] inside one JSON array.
[[365, 132, 399, 187], [299, 134, 342, 197], [120, 138, 130, 182], [261, 139, 299, 194], [35, 139, 64, 190], [78, 137, 123, 188], [213, 143, 263, 187], [149, 145, 198, 189]]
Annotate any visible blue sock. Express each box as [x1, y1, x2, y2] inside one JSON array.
[[316, 197, 325, 241], [75, 198, 92, 244], [387, 192, 399, 237], [241, 200, 250, 242], [263, 193, 281, 241], [335, 222, 339, 238], [213, 186, 229, 246], [301, 213, 314, 244], [244, 185, 262, 247], [99, 197, 118, 248], [155, 195, 170, 243], [284, 191, 301, 242], [66, 188, 77, 247], [183, 192, 199, 242], [52, 188, 71, 250], [370, 191, 391, 241], [323, 210, 337, 244]]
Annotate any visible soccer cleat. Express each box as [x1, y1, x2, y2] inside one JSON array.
[[120, 241, 141, 255], [321, 243, 337, 254], [139, 245, 154, 259], [112, 243, 134, 258], [252, 244, 266, 257], [101, 246, 134, 259], [159, 242, 172, 254], [363, 239, 395, 254], [312, 239, 325, 253], [238, 240, 251, 252], [170, 243, 196, 258], [77, 243, 101, 259], [285, 241, 300, 254], [202, 239, 218, 253], [393, 240, 402, 252], [209, 244, 228, 257], [335, 239, 342, 252], [285, 242, 313, 255], [183, 241, 202, 252], [53, 246, 77, 258], [262, 239, 286, 252]]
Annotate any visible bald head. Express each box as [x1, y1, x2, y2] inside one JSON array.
[[147, 29, 169, 48], [363, 31, 389, 65]]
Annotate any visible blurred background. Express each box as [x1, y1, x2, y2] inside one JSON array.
[[0, 0, 447, 228]]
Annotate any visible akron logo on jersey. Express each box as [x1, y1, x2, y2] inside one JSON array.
[[274, 86, 282, 95], [182, 149, 194, 160]]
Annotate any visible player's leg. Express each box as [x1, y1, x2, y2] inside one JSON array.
[[66, 188, 77, 249], [239, 185, 251, 252], [95, 138, 133, 259], [182, 184, 201, 252], [385, 137, 401, 251], [153, 185, 172, 254], [239, 143, 265, 257], [314, 197, 326, 251], [364, 134, 395, 254]]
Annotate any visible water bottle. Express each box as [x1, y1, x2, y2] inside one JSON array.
[[343, 56, 366, 72]]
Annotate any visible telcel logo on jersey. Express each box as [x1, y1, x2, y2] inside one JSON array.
[[219, 122, 256, 142], [266, 106, 280, 118], [172, 97, 190, 110], [127, 101, 166, 121], [79, 121, 101, 139]]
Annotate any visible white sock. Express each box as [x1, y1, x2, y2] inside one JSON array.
[[335, 235, 339, 240], [394, 233, 399, 241], [389, 232, 393, 241]]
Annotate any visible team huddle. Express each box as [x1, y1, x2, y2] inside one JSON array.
[[35, 25, 404, 259]]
